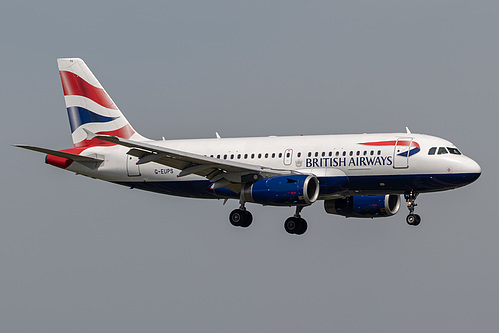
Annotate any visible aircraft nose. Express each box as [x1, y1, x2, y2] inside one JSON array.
[[464, 157, 481, 183], [466, 158, 482, 178]]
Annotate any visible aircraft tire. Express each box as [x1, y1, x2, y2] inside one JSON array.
[[295, 218, 308, 235], [284, 217, 307, 235], [284, 217, 298, 234], [406, 214, 421, 226], [229, 209, 245, 227], [240, 211, 253, 228]]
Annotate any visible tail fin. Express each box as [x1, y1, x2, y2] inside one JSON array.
[[57, 58, 148, 147]]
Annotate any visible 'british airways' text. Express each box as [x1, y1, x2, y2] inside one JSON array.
[[305, 156, 393, 168]]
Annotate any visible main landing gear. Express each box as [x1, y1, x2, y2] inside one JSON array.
[[404, 190, 421, 226], [229, 206, 253, 228], [229, 202, 308, 235], [284, 206, 308, 235]]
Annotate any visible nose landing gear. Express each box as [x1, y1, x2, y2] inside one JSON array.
[[404, 191, 421, 226]]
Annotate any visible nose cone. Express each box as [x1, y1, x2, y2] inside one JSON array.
[[465, 158, 481, 183], [434, 156, 481, 190], [451, 157, 481, 187]]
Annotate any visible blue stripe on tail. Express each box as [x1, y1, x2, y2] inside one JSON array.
[[67, 106, 118, 132]]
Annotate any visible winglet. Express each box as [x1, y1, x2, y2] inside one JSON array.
[[216, 132, 221, 139], [405, 127, 412, 134]]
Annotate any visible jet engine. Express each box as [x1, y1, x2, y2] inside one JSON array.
[[324, 194, 401, 218], [241, 174, 319, 206]]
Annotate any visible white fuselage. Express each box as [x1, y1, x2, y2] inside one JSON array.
[[66, 132, 481, 200]]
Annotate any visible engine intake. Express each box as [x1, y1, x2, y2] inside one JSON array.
[[242, 175, 319, 206], [324, 194, 400, 218]]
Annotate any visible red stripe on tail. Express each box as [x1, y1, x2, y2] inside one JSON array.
[[60, 71, 118, 110]]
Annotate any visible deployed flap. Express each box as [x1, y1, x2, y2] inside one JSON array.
[[14, 144, 103, 163]]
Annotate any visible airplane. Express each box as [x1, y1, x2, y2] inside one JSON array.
[[16, 58, 481, 235]]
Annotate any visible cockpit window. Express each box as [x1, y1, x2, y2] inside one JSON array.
[[437, 147, 448, 155], [428, 147, 436, 155], [447, 147, 462, 155]]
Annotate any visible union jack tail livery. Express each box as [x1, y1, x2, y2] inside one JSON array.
[[58, 58, 147, 147]]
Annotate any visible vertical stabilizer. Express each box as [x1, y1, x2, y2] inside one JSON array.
[[57, 58, 148, 147]]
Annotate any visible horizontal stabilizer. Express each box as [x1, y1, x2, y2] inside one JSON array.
[[14, 144, 103, 163]]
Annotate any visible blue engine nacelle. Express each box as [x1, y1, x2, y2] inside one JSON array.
[[324, 194, 401, 218], [241, 175, 320, 206]]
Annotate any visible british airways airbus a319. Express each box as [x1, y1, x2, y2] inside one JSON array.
[[16, 58, 481, 235]]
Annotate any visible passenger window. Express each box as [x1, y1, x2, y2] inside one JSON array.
[[265, 153, 269, 158], [342, 151, 346, 156], [356, 151, 360, 156], [279, 153, 283, 158], [217, 154, 220, 159], [438, 147, 448, 155], [258, 153, 262, 158], [251, 153, 255, 159], [271, 153, 275, 158], [286, 152, 290, 158], [308, 152, 312, 157], [315, 152, 319, 157], [230, 154, 234, 159], [349, 151, 353, 156], [237, 154, 241, 159], [428, 147, 436, 155], [336, 151, 340, 157], [322, 152, 326, 157], [224, 154, 227, 159], [329, 151, 332, 157], [297, 152, 301, 158], [244, 154, 248, 159], [370, 150, 374, 155], [447, 147, 462, 155]]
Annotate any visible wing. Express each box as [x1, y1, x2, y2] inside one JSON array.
[[94, 134, 297, 187]]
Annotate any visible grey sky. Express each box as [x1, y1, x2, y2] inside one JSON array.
[[1, 1, 498, 332]]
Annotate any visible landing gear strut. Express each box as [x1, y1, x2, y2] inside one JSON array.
[[229, 200, 253, 228], [404, 190, 421, 226], [284, 206, 308, 235]]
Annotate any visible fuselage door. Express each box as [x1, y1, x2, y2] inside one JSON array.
[[283, 149, 293, 166], [127, 155, 141, 176], [393, 137, 413, 169]]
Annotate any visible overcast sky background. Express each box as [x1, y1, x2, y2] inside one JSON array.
[[1, 1, 498, 332]]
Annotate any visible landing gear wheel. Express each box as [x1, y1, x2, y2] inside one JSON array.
[[404, 190, 421, 226], [229, 209, 252, 228], [284, 217, 297, 234], [406, 214, 421, 226], [229, 209, 243, 226], [284, 217, 308, 235], [295, 218, 308, 235], [240, 211, 253, 228]]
